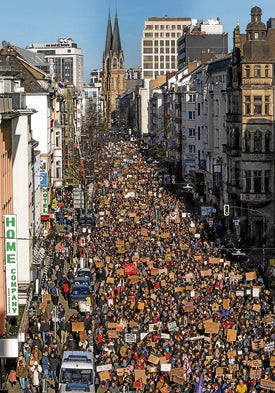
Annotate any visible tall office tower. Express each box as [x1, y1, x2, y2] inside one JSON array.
[[26, 38, 84, 91], [102, 11, 126, 123], [178, 18, 228, 69], [141, 15, 192, 80]]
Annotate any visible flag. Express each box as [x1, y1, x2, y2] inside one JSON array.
[[196, 373, 204, 393]]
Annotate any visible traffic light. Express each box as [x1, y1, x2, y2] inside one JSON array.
[[224, 204, 230, 216]]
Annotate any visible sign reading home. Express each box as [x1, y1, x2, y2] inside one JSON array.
[[5, 215, 18, 316]]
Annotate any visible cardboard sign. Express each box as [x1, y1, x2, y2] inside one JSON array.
[[252, 340, 264, 350], [71, 322, 85, 332], [106, 277, 114, 284], [212, 303, 219, 312], [227, 329, 237, 342], [204, 321, 220, 334], [99, 370, 111, 381], [246, 271, 257, 281], [260, 379, 275, 391], [129, 275, 139, 284], [108, 330, 119, 338], [201, 270, 212, 277], [253, 304, 261, 312], [137, 302, 145, 310], [116, 368, 129, 376], [79, 330, 87, 341], [148, 354, 160, 364], [216, 368, 224, 377], [223, 299, 230, 310], [270, 356, 275, 367], [172, 375, 185, 385], [107, 322, 117, 329], [209, 257, 221, 264], [116, 268, 125, 276], [250, 369, 262, 379]]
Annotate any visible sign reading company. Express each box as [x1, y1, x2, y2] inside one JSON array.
[[4, 215, 18, 316]]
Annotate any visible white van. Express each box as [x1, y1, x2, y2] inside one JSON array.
[[59, 351, 95, 393]]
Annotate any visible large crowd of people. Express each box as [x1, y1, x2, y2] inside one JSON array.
[[5, 138, 275, 393]]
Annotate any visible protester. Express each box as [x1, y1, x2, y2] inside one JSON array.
[[14, 138, 275, 393]]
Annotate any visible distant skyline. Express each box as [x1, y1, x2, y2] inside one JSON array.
[[0, 0, 274, 83]]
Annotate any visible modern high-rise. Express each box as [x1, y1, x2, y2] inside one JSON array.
[[26, 38, 84, 91], [141, 16, 192, 80]]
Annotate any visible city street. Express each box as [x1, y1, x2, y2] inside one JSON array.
[[13, 136, 275, 393]]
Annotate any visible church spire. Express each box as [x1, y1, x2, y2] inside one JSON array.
[[112, 10, 122, 54], [104, 11, 113, 54]]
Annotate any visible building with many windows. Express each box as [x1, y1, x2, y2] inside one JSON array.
[[177, 17, 228, 69], [26, 38, 84, 91], [141, 16, 191, 80]]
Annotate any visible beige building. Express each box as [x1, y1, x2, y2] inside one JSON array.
[[141, 16, 191, 80]]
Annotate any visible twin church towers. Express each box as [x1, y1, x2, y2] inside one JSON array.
[[102, 11, 126, 124]]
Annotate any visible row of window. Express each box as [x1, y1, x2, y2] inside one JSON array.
[[244, 64, 273, 78], [145, 24, 185, 30], [144, 63, 176, 69], [244, 95, 270, 115], [144, 32, 181, 38], [143, 40, 176, 47], [244, 170, 271, 193], [143, 55, 176, 61], [143, 47, 176, 54]]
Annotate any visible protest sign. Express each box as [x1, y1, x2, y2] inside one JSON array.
[[71, 322, 85, 332], [246, 271, 257, 281], [161, 363, 172, 372], [148, 354, 160, 364], [204, 320, 220, 334], [134, 369, 147, 383], [227, 329, 237, 342]]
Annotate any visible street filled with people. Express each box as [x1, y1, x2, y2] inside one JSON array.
[[5, 137, 275, 393]]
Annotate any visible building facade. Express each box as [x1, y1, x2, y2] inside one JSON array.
[[102, 12, 126, 124], [141, 16, 191, 80], [178, 18, 228, 69], [27, 38, 84, 92]]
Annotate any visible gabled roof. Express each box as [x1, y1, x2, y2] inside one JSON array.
[[0, 44, 50, 93]]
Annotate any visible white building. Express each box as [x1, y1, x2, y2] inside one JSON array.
[[27, 38, 84, 92], [141, 16, 192, 80]]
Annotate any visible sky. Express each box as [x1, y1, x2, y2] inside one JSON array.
[[1, 0, 275, 83]]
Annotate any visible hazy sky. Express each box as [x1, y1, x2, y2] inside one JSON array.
[[1, 0, 274, 82]]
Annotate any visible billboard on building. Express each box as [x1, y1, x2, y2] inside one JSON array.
[[4, 215, 19, 316]]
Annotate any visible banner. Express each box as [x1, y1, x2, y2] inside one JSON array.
[[124, 263, 137, 275], [5, 215, 19, 316]]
